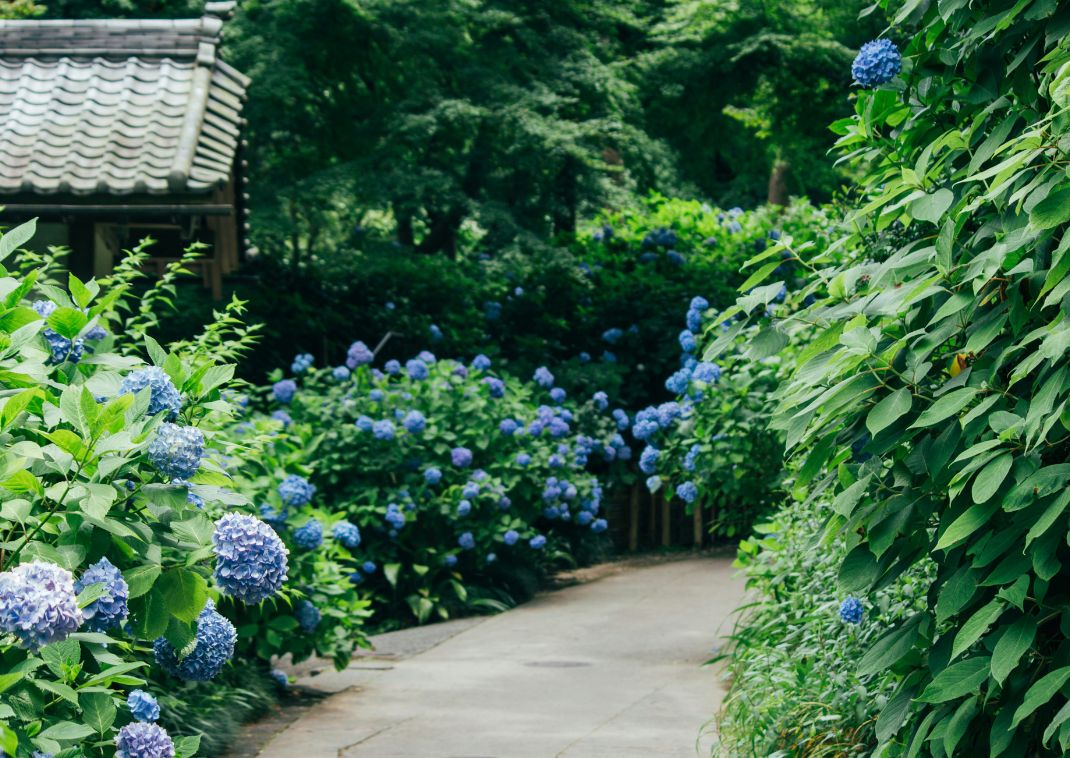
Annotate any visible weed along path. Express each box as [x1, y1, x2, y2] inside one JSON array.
[[251, 554, 745, 758]]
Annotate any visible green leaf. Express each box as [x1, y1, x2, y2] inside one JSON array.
[[384, 562, 401, 588], [867, 388, 913, 435], [971, 453, 1014, 504], [991, 617, 1036, 686], [838, 544, 878, 594], [46, 307, 88, 340], [859, 617, 921, 677], [910, 388, 979, 428], [38, 721, 95, 741], [1012, 666, 1070, 727], [916, 656, 991, 703], [1029, 186, 1070, 229], [935, 500, 1000, 550], [951, 599, 1004, 660], [0, 218, 37, 261], [80, 691, 117, 735], [156, 569, 208, 624], [912, 188, 955, 223]]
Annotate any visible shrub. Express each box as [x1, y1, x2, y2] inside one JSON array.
[[226, 348, 624, 627], [714, 2, 1070, 752]]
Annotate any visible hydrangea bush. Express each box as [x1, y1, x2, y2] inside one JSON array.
[[227, 347, 622, 627], [712, 2, 1070, 752], [0, 222, 342, 756]]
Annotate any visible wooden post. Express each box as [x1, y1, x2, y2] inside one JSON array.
[[628, 484, 640, 551], [693, 501, 704, 547], [660, 492, 671, 547]]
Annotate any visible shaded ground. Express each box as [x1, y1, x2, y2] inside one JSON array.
[[232, 551, 745, 758]]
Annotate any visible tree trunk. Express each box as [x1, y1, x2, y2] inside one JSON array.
[[767, 159, 790, 206]]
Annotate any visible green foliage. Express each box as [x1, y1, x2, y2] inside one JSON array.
[[714, 498, 930, 756], [715, 0, 1070, 752], [225, 354, 619, 628]]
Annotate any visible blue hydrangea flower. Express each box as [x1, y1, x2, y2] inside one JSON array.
[[444, 554, 458, 568], [451, 447, 473, 468], [418, 350, 436, 364], [683, 444, 701, 472], [472, 354, 492, 370], [333, 366, 351, 381], [429, 324, 443, 342], [639, 446, 660, 475], [486, 552, 497, 564], [516, 452, 531, 466], [0, 560, 83, 650], [406, 358, 429, 380], [533, 367, 554, 388], [259, 503, 287, 529], [32, 300, 86, 365], [295, 599, 321, 633], [679, 329, 697, 353], [385, 504, 407, 529], [646, 475, 662, 493], [213, 514, 289, 604], [75, 557, 128, 631], [499, 418, 519, 435], [147, 423, 204, 480], [676, 481, 699, 504], [278, 475, 315, 507], [592, 391, 608, 411], [483, 377, 505, 398], [839, 597, 864, 624], [666, 250, 685, 266], [114, 722, 175, 758], [401, 411, 426, 434], [291, 353, 314, 374], [384, 359, 401, 375], [852, 39, 902, 88], [346, 341, 374, 368], [602, 328, 623, 344], [576, 511, 593, 526], [373, 419, 396, 440], [271, 669, 289, 688], [362, 561, 377, 574], [462, 482, 480, 498], [369, 389, 385, 402], [612, 409, 630, 430], [549, 387, 566, 403], [498, 495, 512, 510], [686, 308, 703, 332], [602, 351, 617, 363], [86, 324, 108, 341], [293, 519, 324, 550], [355, 415, 374, 432], [665, 368, 692, 395], [529, 535, 547, 550], [632, 417, 659, 441], [656, 402, 683, 427], [424, 467, 443, 485], [127, 689, 161, 722], [458, 532, 475, 550], [457, 500, 472, 517], [272, 379, 297, 404], [154, 600, 235, 681], [579, 352, 591, 363], [120, 367, 182, 418], [332, 521, 362, 549], [692, 362, 721, 384], [503, 529, 519, 546], [591, 518, 608, 533]]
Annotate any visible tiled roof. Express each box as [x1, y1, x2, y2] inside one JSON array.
[[0, 3, 248, 196]]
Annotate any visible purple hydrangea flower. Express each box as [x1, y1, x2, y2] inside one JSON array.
[[533, 367, 554, 388], [406, 359, 429, 380], [272, 379, 297, 404], [451, 447, 473, 468], [213, 514, 289, 604], [0, 560, 83, 650], [346, 341, 374, 368], [114, 722, 174, 758]]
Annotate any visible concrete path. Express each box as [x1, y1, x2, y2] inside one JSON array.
[[256, 555, 745, 758]]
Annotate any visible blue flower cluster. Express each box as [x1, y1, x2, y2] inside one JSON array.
[[402, 410, 426, 433], [346, 340, 374, 368], [120, 367, 182, 417], [147, 423, 204, 480], [295, 599, 321, 632], [483, 376, 505, 398], [114, 722, 175, 758], [75, 557, 129, 631], [675, 481, 699, 504], [533, 366, 554, 388], [458, 532, 475, 550], [154, 600, 236, 681], [372, 419, 396, 440], [278, 474, 316, 507], [127, 690, 161, 722], [406, 358, 429, 380], [32, 300, 86, 364], [639, 445, 660, 475], [273, 379, 297, 404], [839, 597, 864, 625], [333, 365, 351, 381], [424, 467, 443, 484], [451, 446, 473, 467], [213, 513, 289, 603], [291, 352, 314, 374], [332, 520, 362, 548], [852, 39, 902, 88], [385, 503, 407, 530], [0, 560, 83, 650], [472, 354, 492, 370], [293, 519, 324, 550]]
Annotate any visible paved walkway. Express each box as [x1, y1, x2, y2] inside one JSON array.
[[256, 555, 745, 758]]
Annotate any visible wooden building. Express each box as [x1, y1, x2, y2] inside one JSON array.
[[0, 1, 250, 298]]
